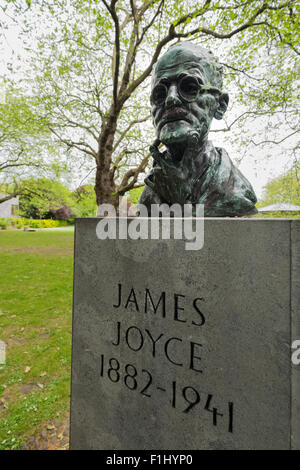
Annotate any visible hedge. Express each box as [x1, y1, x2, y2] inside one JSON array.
[[0, 218, 73, 230]]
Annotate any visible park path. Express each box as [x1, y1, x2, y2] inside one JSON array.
[[39, 227, 74, 231]]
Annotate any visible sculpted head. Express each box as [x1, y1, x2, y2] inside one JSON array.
[[151, 42, 229, 149]]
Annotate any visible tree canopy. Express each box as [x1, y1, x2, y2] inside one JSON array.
[[16, 178, 98, 219], [258, 163, 300, 206], [18, 177, 73, 219], [72, 184, 98, 217], [1, 0, 299, 207], [0, 83, 68, 203]]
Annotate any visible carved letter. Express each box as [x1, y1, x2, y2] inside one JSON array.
[[111, 321, 121, 346], [145, 329, 164, 357], [192, 298, 206, 326], [164, 337, 183, 367], [125, 326, 144, 352], [189, 341, 203, 373], [113, 283, 122, 308], [124, 288, 139, 311], [174, 294, 186, 323], [145, 289, 166, 317]]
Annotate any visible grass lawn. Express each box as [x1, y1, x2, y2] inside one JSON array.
[[0, 229, 74, 450]]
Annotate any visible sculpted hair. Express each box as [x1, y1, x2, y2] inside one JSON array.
[[153, 41, 224, 90]]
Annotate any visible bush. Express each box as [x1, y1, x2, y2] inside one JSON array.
[[252, 211, 300, 219], [50, 205, 74, 220], [2, 218, 73, 229], [72, 184, 97, 217], [40, 219, 68, 228], [0, 218, 9, 230], [18, 177, 74, 219], [129, 186, 144, 205], [15, 218, 27, 229]]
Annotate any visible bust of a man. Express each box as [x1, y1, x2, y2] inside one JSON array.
[[139, 42, 257, 217]]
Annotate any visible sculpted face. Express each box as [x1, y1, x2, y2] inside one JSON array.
[[151, 45, 229, 148]]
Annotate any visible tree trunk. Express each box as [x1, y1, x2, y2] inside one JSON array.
[[95, 119, 118, 208], [95, 101, 129, 210], [95, 159, 116, 207]]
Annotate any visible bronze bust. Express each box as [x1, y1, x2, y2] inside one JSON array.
[[140, 42, 257, 217]]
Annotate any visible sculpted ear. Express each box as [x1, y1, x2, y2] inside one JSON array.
[[214, 92, 229, 120]]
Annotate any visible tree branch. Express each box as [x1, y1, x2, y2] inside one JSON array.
[[102, 0, 120, 109], [263, 21, 300, 56], [250, 130, 299, 146], [113, 115, 151, 151], [0, 192, 19, 204], [220, 62, 267, 82], [117, 152, 151, 194], [48, 126, 97, 158], [119, 1, 293, 106]]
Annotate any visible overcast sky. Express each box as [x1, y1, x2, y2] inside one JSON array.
[[1, 11, 297, 199]]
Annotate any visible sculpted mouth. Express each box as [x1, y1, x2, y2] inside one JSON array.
[[161, 108, 188, 125]]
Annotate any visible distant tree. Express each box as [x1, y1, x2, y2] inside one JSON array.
[[19, 178, 73, 219], [0, 85, 65, 204], [72, 185, 97, 218], [129, 186, 144, 205], [3, 0, 299, 208], [258, 164, 300, 207], [50, 204, 74, 220]]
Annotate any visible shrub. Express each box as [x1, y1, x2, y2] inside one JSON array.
[[29, 219, 42, 228], [16, 218, 27, 229], [252, 211, 300, 219], [0, 218, 9, 230], [50, 205, 74, 220], [2, 218, 73, 229], [40, 219, 68, 228]]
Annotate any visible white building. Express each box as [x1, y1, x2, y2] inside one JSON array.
[[258, 203, 300, 213], [0, 194, 19, 218]]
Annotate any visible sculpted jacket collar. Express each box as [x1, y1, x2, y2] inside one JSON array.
[[140, 141, 258, 217]]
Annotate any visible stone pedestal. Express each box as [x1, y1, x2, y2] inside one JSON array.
[[70, 218, 300, 450]]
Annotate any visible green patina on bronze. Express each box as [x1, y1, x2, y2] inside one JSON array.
[[139, 42, 257, 217]]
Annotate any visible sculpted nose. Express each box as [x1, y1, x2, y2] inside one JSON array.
[[165, 84, 181, 108]]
